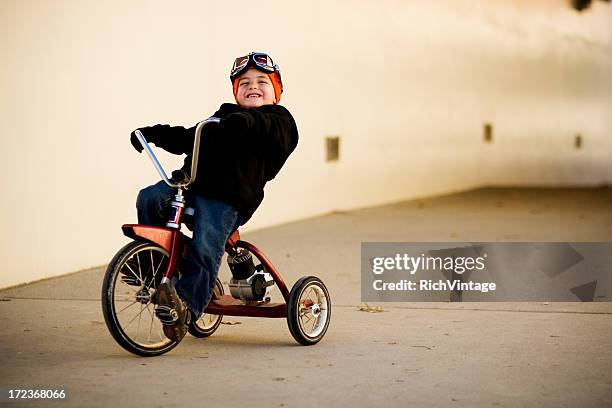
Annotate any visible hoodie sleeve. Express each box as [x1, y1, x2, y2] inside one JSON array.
[[152, 125, 195, 155], [153, 104, 241, 155]]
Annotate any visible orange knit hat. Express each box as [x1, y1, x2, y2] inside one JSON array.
[[232, 71, 283, 104]]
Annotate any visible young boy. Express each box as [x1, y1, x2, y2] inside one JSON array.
[[130, 52, 298, 341]]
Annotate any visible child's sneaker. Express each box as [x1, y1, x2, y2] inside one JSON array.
[[153, 282, 189, 342]]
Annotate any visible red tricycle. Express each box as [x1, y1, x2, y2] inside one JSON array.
[[102, 118, 331, 356]]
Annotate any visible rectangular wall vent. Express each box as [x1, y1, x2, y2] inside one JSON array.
[[326, 136, 340, 162]]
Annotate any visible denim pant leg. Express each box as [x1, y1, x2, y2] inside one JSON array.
[[176, 197, 243, 316], [136, 180, 175, 226]]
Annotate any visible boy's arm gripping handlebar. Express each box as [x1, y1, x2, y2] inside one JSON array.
[[134, 117, 222, 188]]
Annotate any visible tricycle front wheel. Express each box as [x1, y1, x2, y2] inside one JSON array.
[[101, 240, 179, 357]]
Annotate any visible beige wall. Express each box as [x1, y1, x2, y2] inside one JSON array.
[[1, 0, 611, 289]]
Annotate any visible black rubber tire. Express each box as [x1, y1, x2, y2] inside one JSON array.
[[188, 279, 224, 338], [287, 276, 331, 346], [101, 240, 180, 357]]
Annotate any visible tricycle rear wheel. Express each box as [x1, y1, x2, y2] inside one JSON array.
[[188, 279, 224, 338], [287, 276, 331, 346]]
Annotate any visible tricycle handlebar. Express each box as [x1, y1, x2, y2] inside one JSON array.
[[134, 117, 221, 189]]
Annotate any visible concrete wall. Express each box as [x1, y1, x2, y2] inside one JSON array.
[[1, 0, 611, 289]]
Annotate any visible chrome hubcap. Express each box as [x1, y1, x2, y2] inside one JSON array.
[[135, 289, 151, 304]]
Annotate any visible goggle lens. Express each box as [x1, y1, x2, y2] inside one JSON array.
[[231, 56, 249, 73], [231, 52, 277, 79], [253, 54, 273, 69]]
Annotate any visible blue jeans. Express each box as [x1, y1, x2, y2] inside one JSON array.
[[136, 181, 244, 316]]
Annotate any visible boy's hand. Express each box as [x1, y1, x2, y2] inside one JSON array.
[[130, 130, 145, 153], [129, 125, 167, 153]]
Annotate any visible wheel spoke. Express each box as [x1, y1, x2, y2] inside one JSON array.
[[135, 253, 144, 283], [135, 303, 143, 339], [148, 250, 155, 284], [116, 299, 139, 315], [309, 287, 317, 300], [302, 311, 313, 323], [123, 303, 149, 330], [123, 263, 142, 286], [147, 255, 166, 291], [309, 311, 318, 331], [145, 303, 164, 341], [304, 288, 315, 305], [125, 284, 139, 294], [310, 315, 319, 332], [115, 282, 138, 302], [147, 305, 154, 342]]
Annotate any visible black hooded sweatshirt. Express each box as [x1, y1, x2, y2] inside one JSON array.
[[149, 103, 298, 221]]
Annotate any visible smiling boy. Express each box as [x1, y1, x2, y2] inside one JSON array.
[[235, 69, 276, 107], [130, 52, 298, 342]]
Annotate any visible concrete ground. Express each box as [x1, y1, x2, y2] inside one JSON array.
[[1, 187, 611, 408]]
